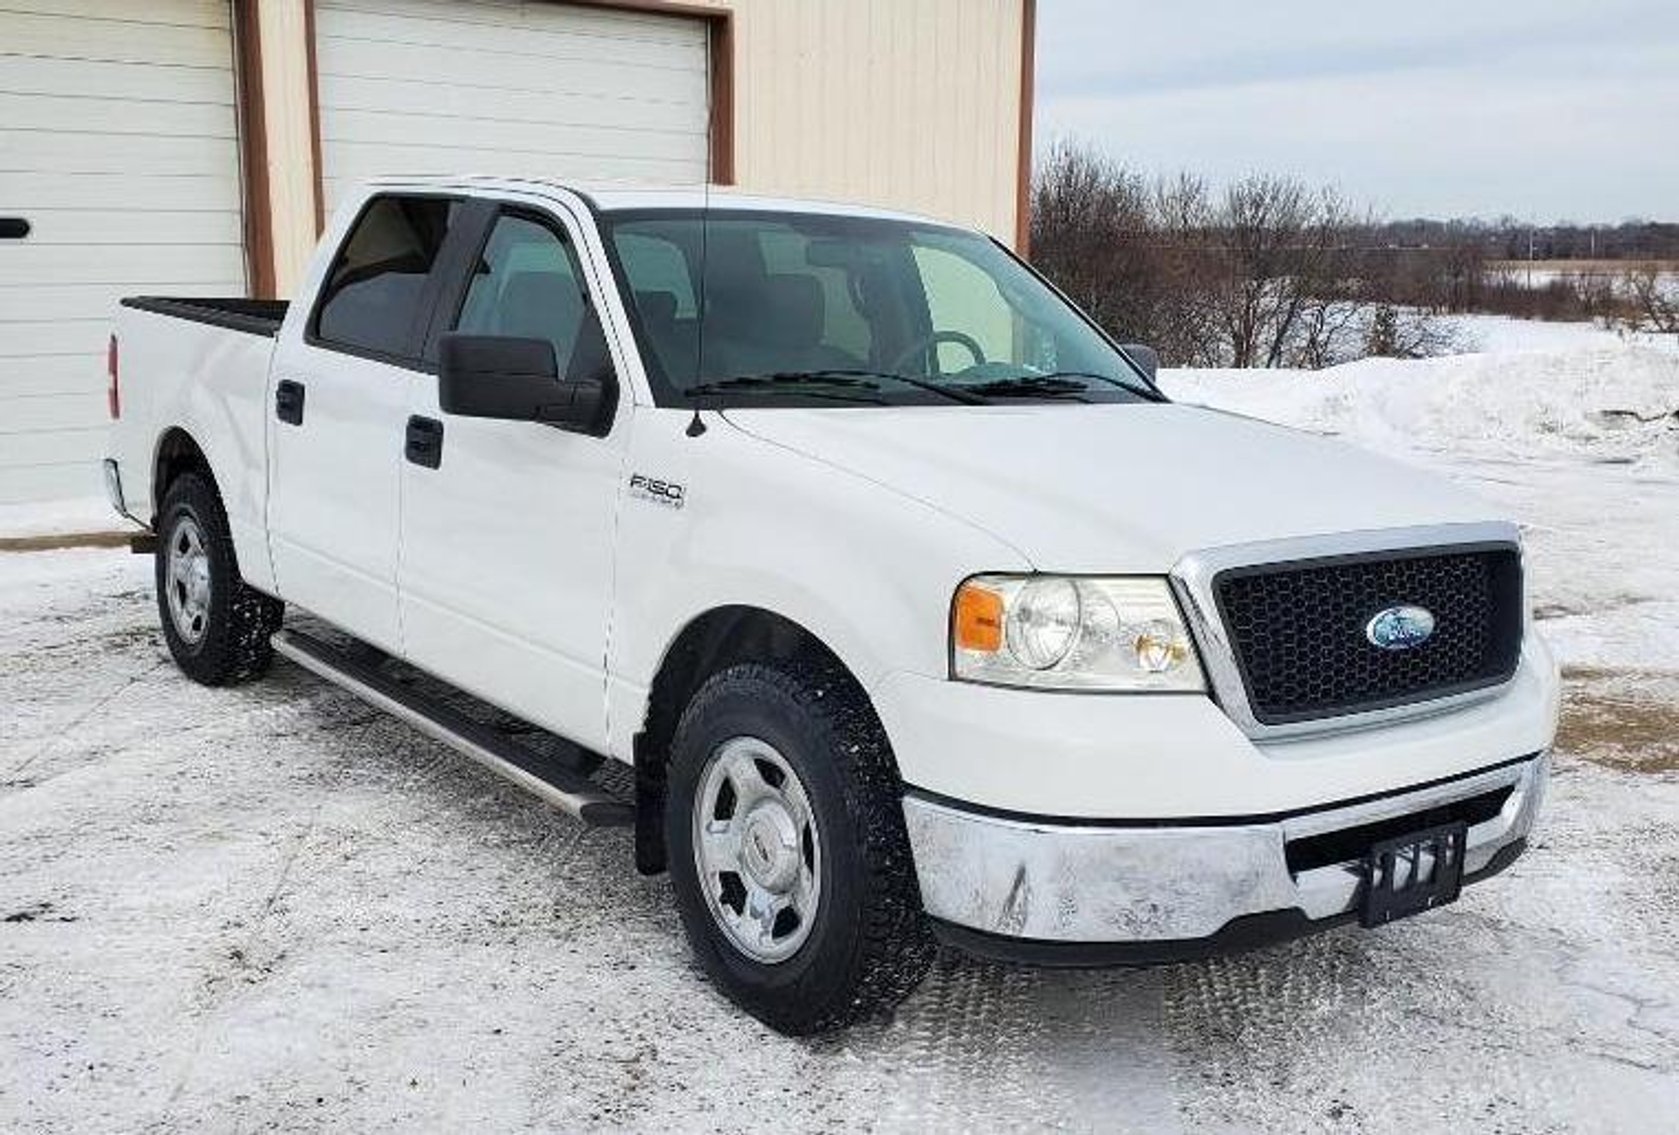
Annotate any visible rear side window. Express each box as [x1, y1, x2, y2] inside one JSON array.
[[314, 196, 458, 359]]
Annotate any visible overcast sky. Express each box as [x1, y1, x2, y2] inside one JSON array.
[[1035, 0, 1679, 222]]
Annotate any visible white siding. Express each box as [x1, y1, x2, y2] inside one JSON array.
[[313, 0, 711, 213], [0, 0, 246, 504]]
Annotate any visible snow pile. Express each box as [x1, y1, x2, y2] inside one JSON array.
[[1163, 343, 1679, 468]]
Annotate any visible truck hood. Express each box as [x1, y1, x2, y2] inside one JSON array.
[[722, 403, 1498, 571]]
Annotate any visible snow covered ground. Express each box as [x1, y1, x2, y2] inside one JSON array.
[[3, 338, 1678, 1132], [1442, 311, 1679, 355], [0, 498, 127, 542]]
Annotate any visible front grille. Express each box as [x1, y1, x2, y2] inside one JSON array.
[[1214, 544, 1524, 726]]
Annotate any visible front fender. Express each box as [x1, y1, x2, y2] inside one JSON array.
[[604, 408, 1028, 760]]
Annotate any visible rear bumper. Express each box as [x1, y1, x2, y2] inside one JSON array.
[[101, 458, 145, 527], [903, 751, 1546, 960]]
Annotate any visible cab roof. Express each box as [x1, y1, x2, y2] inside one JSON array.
[[357, 174, 955, 229]]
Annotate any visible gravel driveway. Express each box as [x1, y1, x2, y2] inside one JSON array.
[[2, 548, 1676, 1133]]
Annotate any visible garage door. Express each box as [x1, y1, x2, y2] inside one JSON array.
[[313, 0, 710, 215], [0, 0, 247, 505]]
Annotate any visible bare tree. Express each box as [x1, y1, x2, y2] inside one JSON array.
[[1364, 304, 1463, 359], [1623, 266, 1679, 333], [1149, 173, 1222, 365], [1029, 143, 1156, 344], [1208, 175, 1361, 367], [1027, 143, 1459, 369]]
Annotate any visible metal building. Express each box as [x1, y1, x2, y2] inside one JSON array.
[[0, 0, 1035, 504]]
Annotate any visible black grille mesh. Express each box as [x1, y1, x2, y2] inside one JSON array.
[[1215, 546, 1523, 725]]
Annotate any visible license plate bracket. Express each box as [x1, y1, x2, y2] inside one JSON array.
[[1359, 820, 1468, 928]]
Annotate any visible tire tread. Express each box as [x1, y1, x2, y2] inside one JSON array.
[[668, 658, 934, 1035], [156, 472, 283, 686]]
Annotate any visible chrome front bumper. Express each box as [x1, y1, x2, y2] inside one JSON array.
[[903, 753, 1546, 955]]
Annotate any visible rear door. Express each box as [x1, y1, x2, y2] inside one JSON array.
[[397, 197, 629, 751], [266, 193, 471, 651]]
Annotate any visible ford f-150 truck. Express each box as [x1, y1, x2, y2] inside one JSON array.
[[104, 177, 1559, 1034]]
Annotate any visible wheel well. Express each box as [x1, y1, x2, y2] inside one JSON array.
[[152, 428, 211, 524], [632, 606, 858, 875]]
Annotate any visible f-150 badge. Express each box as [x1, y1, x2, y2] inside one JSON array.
[[629, 473, 685, 509]]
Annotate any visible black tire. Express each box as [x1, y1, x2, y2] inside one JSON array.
[[155, 472, 284, 686], [665, 660, 934, 1035]]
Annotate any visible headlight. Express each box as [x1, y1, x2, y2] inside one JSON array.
[[951, 575, 1205, 691]]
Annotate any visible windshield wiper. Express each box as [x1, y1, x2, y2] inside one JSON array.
[[686, 373, 887, 404], [688, 370, 988, 406], [1031, 370, 1165, 401], [957, 376, 1094, 401], [785, 369, 990, 406]]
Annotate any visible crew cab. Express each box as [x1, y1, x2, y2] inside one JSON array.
[[104, 177, 1559, 1034]]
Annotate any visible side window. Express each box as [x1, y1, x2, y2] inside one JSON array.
[[454, 213, 591, 372], [314, 196, 458, 359]]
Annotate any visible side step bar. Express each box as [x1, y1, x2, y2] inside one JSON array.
[[271, 629, 633, 828]]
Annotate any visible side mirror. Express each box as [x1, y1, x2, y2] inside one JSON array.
[[439, 333, 612, 434], [1121, 343, 1160, 381]]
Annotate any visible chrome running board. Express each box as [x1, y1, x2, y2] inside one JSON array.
[[271, 629, 632, 827]]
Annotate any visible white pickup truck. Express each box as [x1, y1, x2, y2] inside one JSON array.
[[104, 177, 1559, 1034]]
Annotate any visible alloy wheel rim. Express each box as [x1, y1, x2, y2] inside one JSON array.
[[165, 515, 212, 644], [692, 736, 822, 963]]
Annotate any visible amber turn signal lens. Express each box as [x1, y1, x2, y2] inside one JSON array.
[[953, 582, 1005, 653]]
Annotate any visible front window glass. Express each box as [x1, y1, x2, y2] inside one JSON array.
[[602, 210, 1156, 407], [455, 213, 587, 370]]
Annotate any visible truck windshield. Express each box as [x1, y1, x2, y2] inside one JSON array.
[[599, 209, 1159, 407]]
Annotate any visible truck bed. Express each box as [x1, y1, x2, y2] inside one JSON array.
[[107, 295, 287, 558], [119, 296, 289, 338]]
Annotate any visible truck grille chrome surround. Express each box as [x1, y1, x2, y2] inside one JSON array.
[[1171, 522, 1525, 740]]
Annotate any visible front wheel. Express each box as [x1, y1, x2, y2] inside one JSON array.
[[155, 472, 284, 685], [665, 661, 934, 1035]]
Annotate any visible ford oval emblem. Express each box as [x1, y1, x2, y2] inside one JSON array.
[[1365, 605, 1436, 651]]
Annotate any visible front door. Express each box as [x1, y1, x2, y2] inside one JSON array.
[[398, 201, 628, 752], [267, 194, 465, 651]]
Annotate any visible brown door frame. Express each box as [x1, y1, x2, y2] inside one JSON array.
[[1016, 0, 1036, 253], [231, 0, 276, 298]]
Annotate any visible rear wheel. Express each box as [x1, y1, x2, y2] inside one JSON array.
[[665, 661, 934, 1035], [155, 472, 283, 685]]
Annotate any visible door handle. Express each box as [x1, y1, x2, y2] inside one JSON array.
[[405, 415, 444, 469], [276, 379, 305, 425], [0, 218, 29, 240]]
